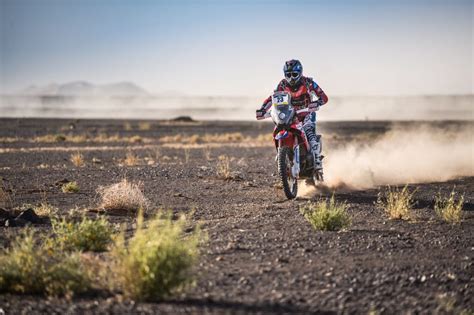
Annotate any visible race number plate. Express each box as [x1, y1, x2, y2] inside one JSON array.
[[272, 93, 289, 106]]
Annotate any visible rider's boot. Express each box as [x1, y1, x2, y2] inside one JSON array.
[[303, 112, 324, 182], [314, 154, 323, 171], [309, 135, 322, 166], [310, 135, 324, 181]]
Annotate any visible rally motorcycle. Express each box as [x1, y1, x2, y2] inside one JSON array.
[[258, 91, 323, 199]]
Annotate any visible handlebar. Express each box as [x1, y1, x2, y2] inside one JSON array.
[[256, 102, 320, 120]]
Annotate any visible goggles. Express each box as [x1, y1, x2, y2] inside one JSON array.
[[285, 71, 301, 79]]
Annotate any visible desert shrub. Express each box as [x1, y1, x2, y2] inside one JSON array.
[[377, 185, 415, 220], [435, 190, 464, 224], [110, 211, 203, 301], [70, 152, 85, 167], [51, 215, 113, 252], [62, 181, 80, 193], [98, 179, 150, 213], [0, 231, 91, 296], [216, 155, 231, 179], [42, 251, 92, 297], [300, 196, 351, 231]]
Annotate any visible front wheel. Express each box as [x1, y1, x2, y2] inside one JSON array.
[[278, 147, 298, 199]]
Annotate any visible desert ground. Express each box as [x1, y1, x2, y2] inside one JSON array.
[[0, 118, 472, 314]]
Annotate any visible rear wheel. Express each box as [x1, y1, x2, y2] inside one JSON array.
[[278, 147, 298, 199]]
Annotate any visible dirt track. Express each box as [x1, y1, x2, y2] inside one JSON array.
[[0, 118, 473, 314]]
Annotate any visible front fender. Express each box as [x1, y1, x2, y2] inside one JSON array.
[[273, 127, 298, 149], [278, 136, 295, 148]]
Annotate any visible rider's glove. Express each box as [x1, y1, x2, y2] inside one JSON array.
[[256, 109, 266, 119], [308, 103, 319, 112], [308, 99, 324, 111]]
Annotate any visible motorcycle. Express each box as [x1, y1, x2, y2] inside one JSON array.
[[257, 91, 323, 199]]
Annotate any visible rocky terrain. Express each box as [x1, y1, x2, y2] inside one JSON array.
[[0, 118, 472, 314]]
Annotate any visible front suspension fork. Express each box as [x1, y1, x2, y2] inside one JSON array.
[[292, 144, 300, 179]]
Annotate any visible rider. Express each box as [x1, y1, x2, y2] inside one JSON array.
[[256, 59, 328, 172]]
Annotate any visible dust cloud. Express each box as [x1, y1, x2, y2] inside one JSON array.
[[1, 94, 473, 121], [322, 124, 474, 190]]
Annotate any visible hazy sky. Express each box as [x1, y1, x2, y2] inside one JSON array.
[[1, 0, 472, 96]]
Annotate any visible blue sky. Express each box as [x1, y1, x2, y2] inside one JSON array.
[[1, 0, 472, 96]]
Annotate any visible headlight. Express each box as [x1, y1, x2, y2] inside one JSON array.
[[278, 112, 286, 120]]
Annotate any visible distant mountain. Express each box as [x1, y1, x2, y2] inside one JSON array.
[[21, 81, 149, 97]]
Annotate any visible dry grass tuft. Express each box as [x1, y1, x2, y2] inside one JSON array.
[[300, 195, 351, 231], [124, 151, 139, 166], [94, 133, 121, 142], [184, 148, 190, 163], [97, 179, 150, 213], [0, 182, 13, 208], [35, 202, 59, 217], [255, 134, 272, 143], [138, 122, 152, 131], [0, 137, 19, 143], [152, 148, 161, 160], [0, 137, 21, 143], [34, 134, 66, 143], [202, 146, 212, 161], [160, 132, 245, 145], [159, 134, 198, 144], [435, 293, 472, 315], [62, 182, 80, 194], [216, 155, 231, 179], [67, 135, 88, 142], [201, 132, 243, 143], [31, 133, 146, 144], [110, 210, 203, 301], [129, 135, 143, 143], [377, 185, 416, 220], [124, 122, 133, 131], [70, 152, 85, 167], [435, 189, 464, 224]]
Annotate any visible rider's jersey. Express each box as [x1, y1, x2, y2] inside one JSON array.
[[261, 76, 328, 117]]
